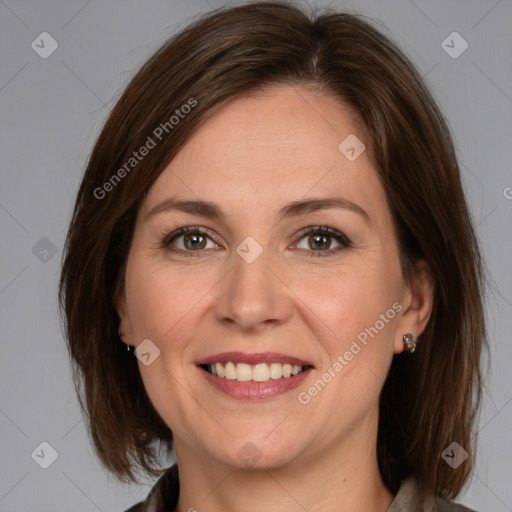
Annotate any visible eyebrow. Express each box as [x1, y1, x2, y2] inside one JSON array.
[[146, 196, 371, 225]]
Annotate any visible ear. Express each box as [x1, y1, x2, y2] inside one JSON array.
[[114, 281, 132, 348], [394, 259, 434, 354]]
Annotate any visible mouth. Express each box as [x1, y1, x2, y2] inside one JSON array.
[[201, 361, 309, 382], [196, 352, 314, 400]]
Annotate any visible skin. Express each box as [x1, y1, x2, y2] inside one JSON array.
[[116, 85, 434, 512]]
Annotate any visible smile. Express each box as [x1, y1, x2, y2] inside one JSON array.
[[204, 362, 305, 382], [197, 352, 314, 400]]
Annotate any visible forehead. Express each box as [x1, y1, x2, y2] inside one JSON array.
[[142, 85, 382, 218]]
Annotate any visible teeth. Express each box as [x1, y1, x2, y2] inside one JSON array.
[[269, 362, 283, 379], [215, 362, 225, 378], [206, 361, 305, 382], [225, 361, 237, 380], [236, 363, 252, 381], [253, 363, 270, 382], [292, 365, 302, 375]]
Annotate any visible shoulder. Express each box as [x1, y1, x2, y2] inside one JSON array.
[[387, 477, 480, 512], [122, 465, 179, 512], [434, 496, 479, 512]]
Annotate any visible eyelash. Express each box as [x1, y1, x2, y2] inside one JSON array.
[[159, 225, 352, 258]]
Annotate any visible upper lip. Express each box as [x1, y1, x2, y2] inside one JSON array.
[[197, 351, 314, 368]]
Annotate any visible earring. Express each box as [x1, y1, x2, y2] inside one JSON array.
[[118, 331, 132, 352], [403, 333, 417, 353]]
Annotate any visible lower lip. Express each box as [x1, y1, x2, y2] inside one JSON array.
[[199, 366, 313, 400]]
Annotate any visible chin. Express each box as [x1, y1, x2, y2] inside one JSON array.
[[202, 433, 308, 471]]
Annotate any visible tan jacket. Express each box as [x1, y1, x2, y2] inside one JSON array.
[[125, 465, 478, 512]]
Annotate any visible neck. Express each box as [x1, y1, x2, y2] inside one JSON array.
[[173, 410, 394, 512]]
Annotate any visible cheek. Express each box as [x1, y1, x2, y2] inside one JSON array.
[[290, 268, 399, 444], [124, 258, 213, 425], [125, 255, 216, 342], [311, 264, 400, 339], [303, 258, 402, 405], [307, 271, 399, 409]]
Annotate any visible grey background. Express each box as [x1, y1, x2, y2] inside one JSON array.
[[0, 0, 511, 510]]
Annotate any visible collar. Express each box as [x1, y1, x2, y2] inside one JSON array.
[[136, 467, 438, 512]]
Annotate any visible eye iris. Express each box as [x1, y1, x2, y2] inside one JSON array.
[[309, 233, 331, 250], [184, 233, 206, 250]]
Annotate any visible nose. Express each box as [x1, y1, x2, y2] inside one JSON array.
[[213, 241, 294, 333]]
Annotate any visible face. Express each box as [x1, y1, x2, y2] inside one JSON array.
[[117, 85, 431, 470]]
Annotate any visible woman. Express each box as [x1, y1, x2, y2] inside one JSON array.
[[59, 2, 486, 511]]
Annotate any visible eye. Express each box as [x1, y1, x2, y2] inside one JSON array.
[[293, 226, 351, 257], [160, 226, 220, 257], [160, 225, 351, 258]]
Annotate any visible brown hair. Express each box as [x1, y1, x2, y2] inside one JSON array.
[[59, 0, 487, 498]]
